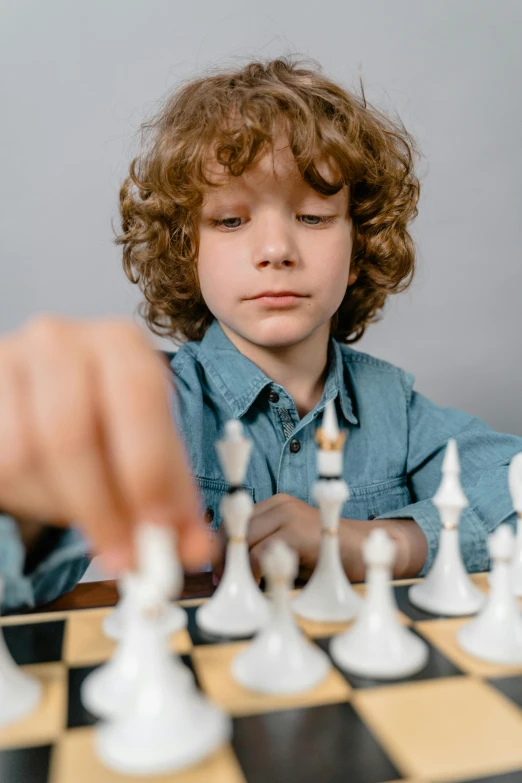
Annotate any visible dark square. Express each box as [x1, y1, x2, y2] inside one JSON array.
[[393, 584, 449, 621], [460, 769, 522, 782], [67, 655, 198, 729], [67, 666, 99, 729], [185, 605, 253, 646], [232, 702, 401, 783], [3, 621, 65, 666], [315, 629, 462, 689], [0, 744, 51, 783], [488, 676, 522, 710]]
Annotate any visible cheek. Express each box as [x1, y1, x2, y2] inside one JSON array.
[[197, 240, 242, 310]]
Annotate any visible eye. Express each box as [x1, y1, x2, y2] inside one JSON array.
[[299, 215, 336, 226], [210, 217, 244, 229]]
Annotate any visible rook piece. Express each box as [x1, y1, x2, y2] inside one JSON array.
[[231, 540, 331, 694], [408, 439, 485, 615], [293, 400, 361, 622], [196, 420, 269, 637], [330, 529, 428, 679], [457, 524, 522, 664]]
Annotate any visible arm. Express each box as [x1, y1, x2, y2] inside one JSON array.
[[338, 516, 427, 582], [370, 384, 522, 576], [0, 513, 90, 613]]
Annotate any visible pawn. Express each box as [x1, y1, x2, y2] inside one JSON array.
[[330, 529, 429, 679], [196, 420, 269, 637], [95, 585, 231, 775], [103, 571, 186, 642], [82, 573, 193, 719], [231, 540, 331, 694], [93, 529, 231, 776], [0, 580, 42, 727], [457, 524, 522, 664], [409, 439, 485, 615], [508, 453, 522, 596]]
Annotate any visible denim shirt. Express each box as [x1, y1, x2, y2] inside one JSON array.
[[1, 318, 521, 612]]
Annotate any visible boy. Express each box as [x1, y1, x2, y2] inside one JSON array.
[[0, 56, 520, 612]]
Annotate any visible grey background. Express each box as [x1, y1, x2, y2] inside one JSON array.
[[1, 0, 520, 435]]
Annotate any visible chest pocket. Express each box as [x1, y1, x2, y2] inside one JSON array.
[[195, 476, 256, 534], [341, 476, 413, 521]]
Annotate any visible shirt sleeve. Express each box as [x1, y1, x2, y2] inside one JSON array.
[[0, 513, 90, 614], [374, 372, 522, 577]]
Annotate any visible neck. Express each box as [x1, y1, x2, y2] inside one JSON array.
[[219, 322, 330, 418]]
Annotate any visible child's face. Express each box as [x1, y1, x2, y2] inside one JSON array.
[[197, 138, 357, 351]]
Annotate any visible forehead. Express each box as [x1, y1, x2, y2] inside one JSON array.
[[202, 137, 344, 200]]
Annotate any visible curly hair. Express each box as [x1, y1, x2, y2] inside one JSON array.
[[116, 55, 421, 345]]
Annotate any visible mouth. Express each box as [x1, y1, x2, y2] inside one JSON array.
[[248, 291, 307, 308]]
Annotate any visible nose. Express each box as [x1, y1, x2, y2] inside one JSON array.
[[252, 212, 298, 270]]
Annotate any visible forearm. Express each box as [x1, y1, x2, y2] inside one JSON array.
[[339, 517, 428, 582]]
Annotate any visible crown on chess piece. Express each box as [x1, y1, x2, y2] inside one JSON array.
[[315, 428, 346, 451], [315, 400, 347, 452]]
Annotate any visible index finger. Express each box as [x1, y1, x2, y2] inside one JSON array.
[[83, 322, 209, 570]]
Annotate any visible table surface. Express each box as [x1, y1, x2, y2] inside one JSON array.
[[36, 571, 216, 612]]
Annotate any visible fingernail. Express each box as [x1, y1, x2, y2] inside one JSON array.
[[212, 572, 221, 587]]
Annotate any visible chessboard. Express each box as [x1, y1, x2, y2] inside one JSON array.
[[2, 573, 522, 783]]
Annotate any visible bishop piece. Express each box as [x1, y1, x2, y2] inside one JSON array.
[[196, 420, 269, 637], [409, 439, 485, 615], [457, 524, 522, 664]]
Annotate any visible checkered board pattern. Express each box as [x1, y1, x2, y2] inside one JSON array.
[[2, 574, 522, 783]]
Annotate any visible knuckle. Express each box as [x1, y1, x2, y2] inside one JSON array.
[[98, 319, 151, 350], [24, 314, 71, 349]]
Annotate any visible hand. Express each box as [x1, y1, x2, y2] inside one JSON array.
[[212, 493, 323, 582], [211, 491, 429, 583], [0, 315, 209, 572]]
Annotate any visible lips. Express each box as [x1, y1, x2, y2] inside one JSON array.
[[251, 291, 304, 299]]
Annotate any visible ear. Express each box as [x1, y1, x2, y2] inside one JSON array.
[[347, 268, 359, 287]]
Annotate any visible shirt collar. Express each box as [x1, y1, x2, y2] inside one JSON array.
[[198, 320, 358, 426]]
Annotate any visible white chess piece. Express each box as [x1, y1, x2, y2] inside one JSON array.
[[293, 400, 362, 622], [330, 529, 429, 679], [457, 524, 522, 664], [82, 572, 193, 719], [508, 453, 522, 596], [408, 439, 485, 615], [231, 540, 331, 694], [0, 580, 42, 727], [196, 420, 269, 637], [94, 531, 231, 776], [103, 570, 186, 641]]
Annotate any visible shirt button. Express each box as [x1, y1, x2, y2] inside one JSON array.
[[268, 390, 280, 403], [204, 507, 215, 524], [290, 439, 301, 453]]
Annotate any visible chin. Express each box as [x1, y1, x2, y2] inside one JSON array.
[[240, 318, 322, 349]]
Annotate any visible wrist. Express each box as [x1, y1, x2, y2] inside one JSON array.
[[339, 517, 428, 580]]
